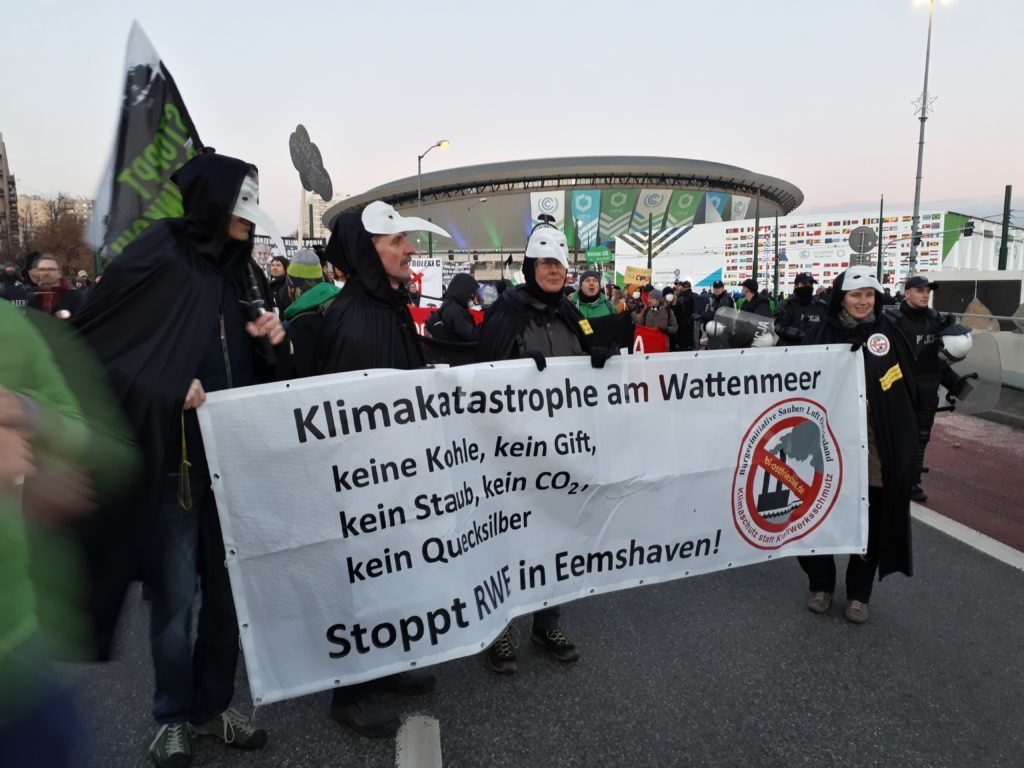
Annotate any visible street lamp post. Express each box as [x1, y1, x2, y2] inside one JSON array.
[[417, 139, 450, 212], [909, 0, 939, 278]]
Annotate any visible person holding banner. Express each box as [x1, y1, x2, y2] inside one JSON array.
[[632, 288, 678, 343], [318, 201, 450, 375], [796, 266, 919, 625], [316, 202, 450, 737], [73, 153, 285, 766], [477, 225, 614, 674]]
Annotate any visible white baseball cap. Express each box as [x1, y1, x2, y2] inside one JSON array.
[[525, 226, 570, 268], [841, 266, 883, 293], [232, 175, 287, 256], [361, 201, 451, 238]]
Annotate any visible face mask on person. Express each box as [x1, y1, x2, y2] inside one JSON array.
[[795, 285, 813, 299], [664, 294, 675, 303], [632, 291, 641, 300]]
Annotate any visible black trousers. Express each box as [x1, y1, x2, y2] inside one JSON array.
[[914, 384, 940, 484], [797, 487, 883, 603]]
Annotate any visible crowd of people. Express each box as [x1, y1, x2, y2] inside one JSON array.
[[1, 150, 976, 768]]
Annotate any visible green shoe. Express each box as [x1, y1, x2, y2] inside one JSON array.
[[149, 723, 191, 768], [190, 708, 268, 750]]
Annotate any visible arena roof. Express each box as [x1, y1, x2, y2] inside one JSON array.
[[324, 156, 803, 227]]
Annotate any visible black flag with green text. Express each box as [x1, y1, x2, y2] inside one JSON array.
[[87, 21, 202, 263]]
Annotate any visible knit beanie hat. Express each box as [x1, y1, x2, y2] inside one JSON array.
[[287, 248, 325, 296]]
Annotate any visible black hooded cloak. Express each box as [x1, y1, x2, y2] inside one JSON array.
[[808, 270, 919, 578], [477, 259, 593, 363], [317, 214, 425, 373], [70, 153, 275, 659], [427, 273, 480, 343]]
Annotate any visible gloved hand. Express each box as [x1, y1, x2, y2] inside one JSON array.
[[590, 346, 616, 369], [524, 350, 547, 372], [947, 373, 974, 399]]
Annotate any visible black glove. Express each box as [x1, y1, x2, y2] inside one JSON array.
[[590, 346, 616, 369], [524, 350, 547, 372], [947, 373, 976, 399]]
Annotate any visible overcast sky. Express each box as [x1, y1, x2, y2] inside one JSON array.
[[2, 0, 1021, 231]]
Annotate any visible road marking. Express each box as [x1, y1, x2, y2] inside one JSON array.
[[912, 502, 1024, 572], [395, 715, 442, 768]]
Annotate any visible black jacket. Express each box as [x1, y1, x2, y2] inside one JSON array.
[[742, 292, 773, 318], [887, 303, 959, 393], [318, 214, 425, 373], [269, 275, 291, 314], [477, 285, 592, 362], [702, 290, 734, 322], [775, 294, 827, 346], [71, 153, 277, 659], [427, 274, 480, 343], [808, 273, 919, 578], [0, 273, 28, 308]]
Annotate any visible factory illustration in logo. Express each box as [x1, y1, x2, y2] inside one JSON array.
[[732, 398, 843, 549]]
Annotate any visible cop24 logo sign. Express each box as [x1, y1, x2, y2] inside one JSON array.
[[575, 195, 593, 213], [644, 192, 664, 208], [538, 196, 560, 214]]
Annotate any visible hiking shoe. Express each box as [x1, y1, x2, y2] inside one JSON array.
[[806, 591, 833, 614], [149, 723, 191, 768], [531, 628, 580, 663], [190, 708, 267, 750], [845, 600, 870, 624], [372, 670, 435, 696], [911, 483, 927, 502], [487, 626, 519, 674], [330, 693, 400, 738]]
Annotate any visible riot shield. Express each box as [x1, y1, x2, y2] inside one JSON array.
[[938, 331, 1002, 415], [706, 306, 777, 350]]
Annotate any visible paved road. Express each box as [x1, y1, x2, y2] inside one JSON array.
[[67, 513, 1024, 767], [923, 410, 1024, 551]]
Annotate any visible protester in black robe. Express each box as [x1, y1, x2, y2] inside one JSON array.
[[476, 226, 614, 676], [318, 213, 426, 373], [797, 266, 918, 624], [72, 153, 283, 761], [315, 201, 449, 738], [426, 273, 480, 342]]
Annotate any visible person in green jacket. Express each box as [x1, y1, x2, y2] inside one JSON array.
[[0, 300, 94, 767], [570, 270, 618, 319]]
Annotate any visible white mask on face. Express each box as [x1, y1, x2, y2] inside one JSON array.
[[631, 291, 641, 299], [665, 294, 675, 303]]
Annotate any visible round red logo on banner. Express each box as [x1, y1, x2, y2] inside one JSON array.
[[731, 398, 843, 550]]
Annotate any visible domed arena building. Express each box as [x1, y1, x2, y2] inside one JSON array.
[[323, 156, 804, 286]]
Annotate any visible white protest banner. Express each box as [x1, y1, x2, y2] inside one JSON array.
[[198, 346, 867, 705]]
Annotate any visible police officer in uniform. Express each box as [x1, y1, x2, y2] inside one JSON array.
[[887, 275, 962, 501], [774, 272, 826, 346]]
